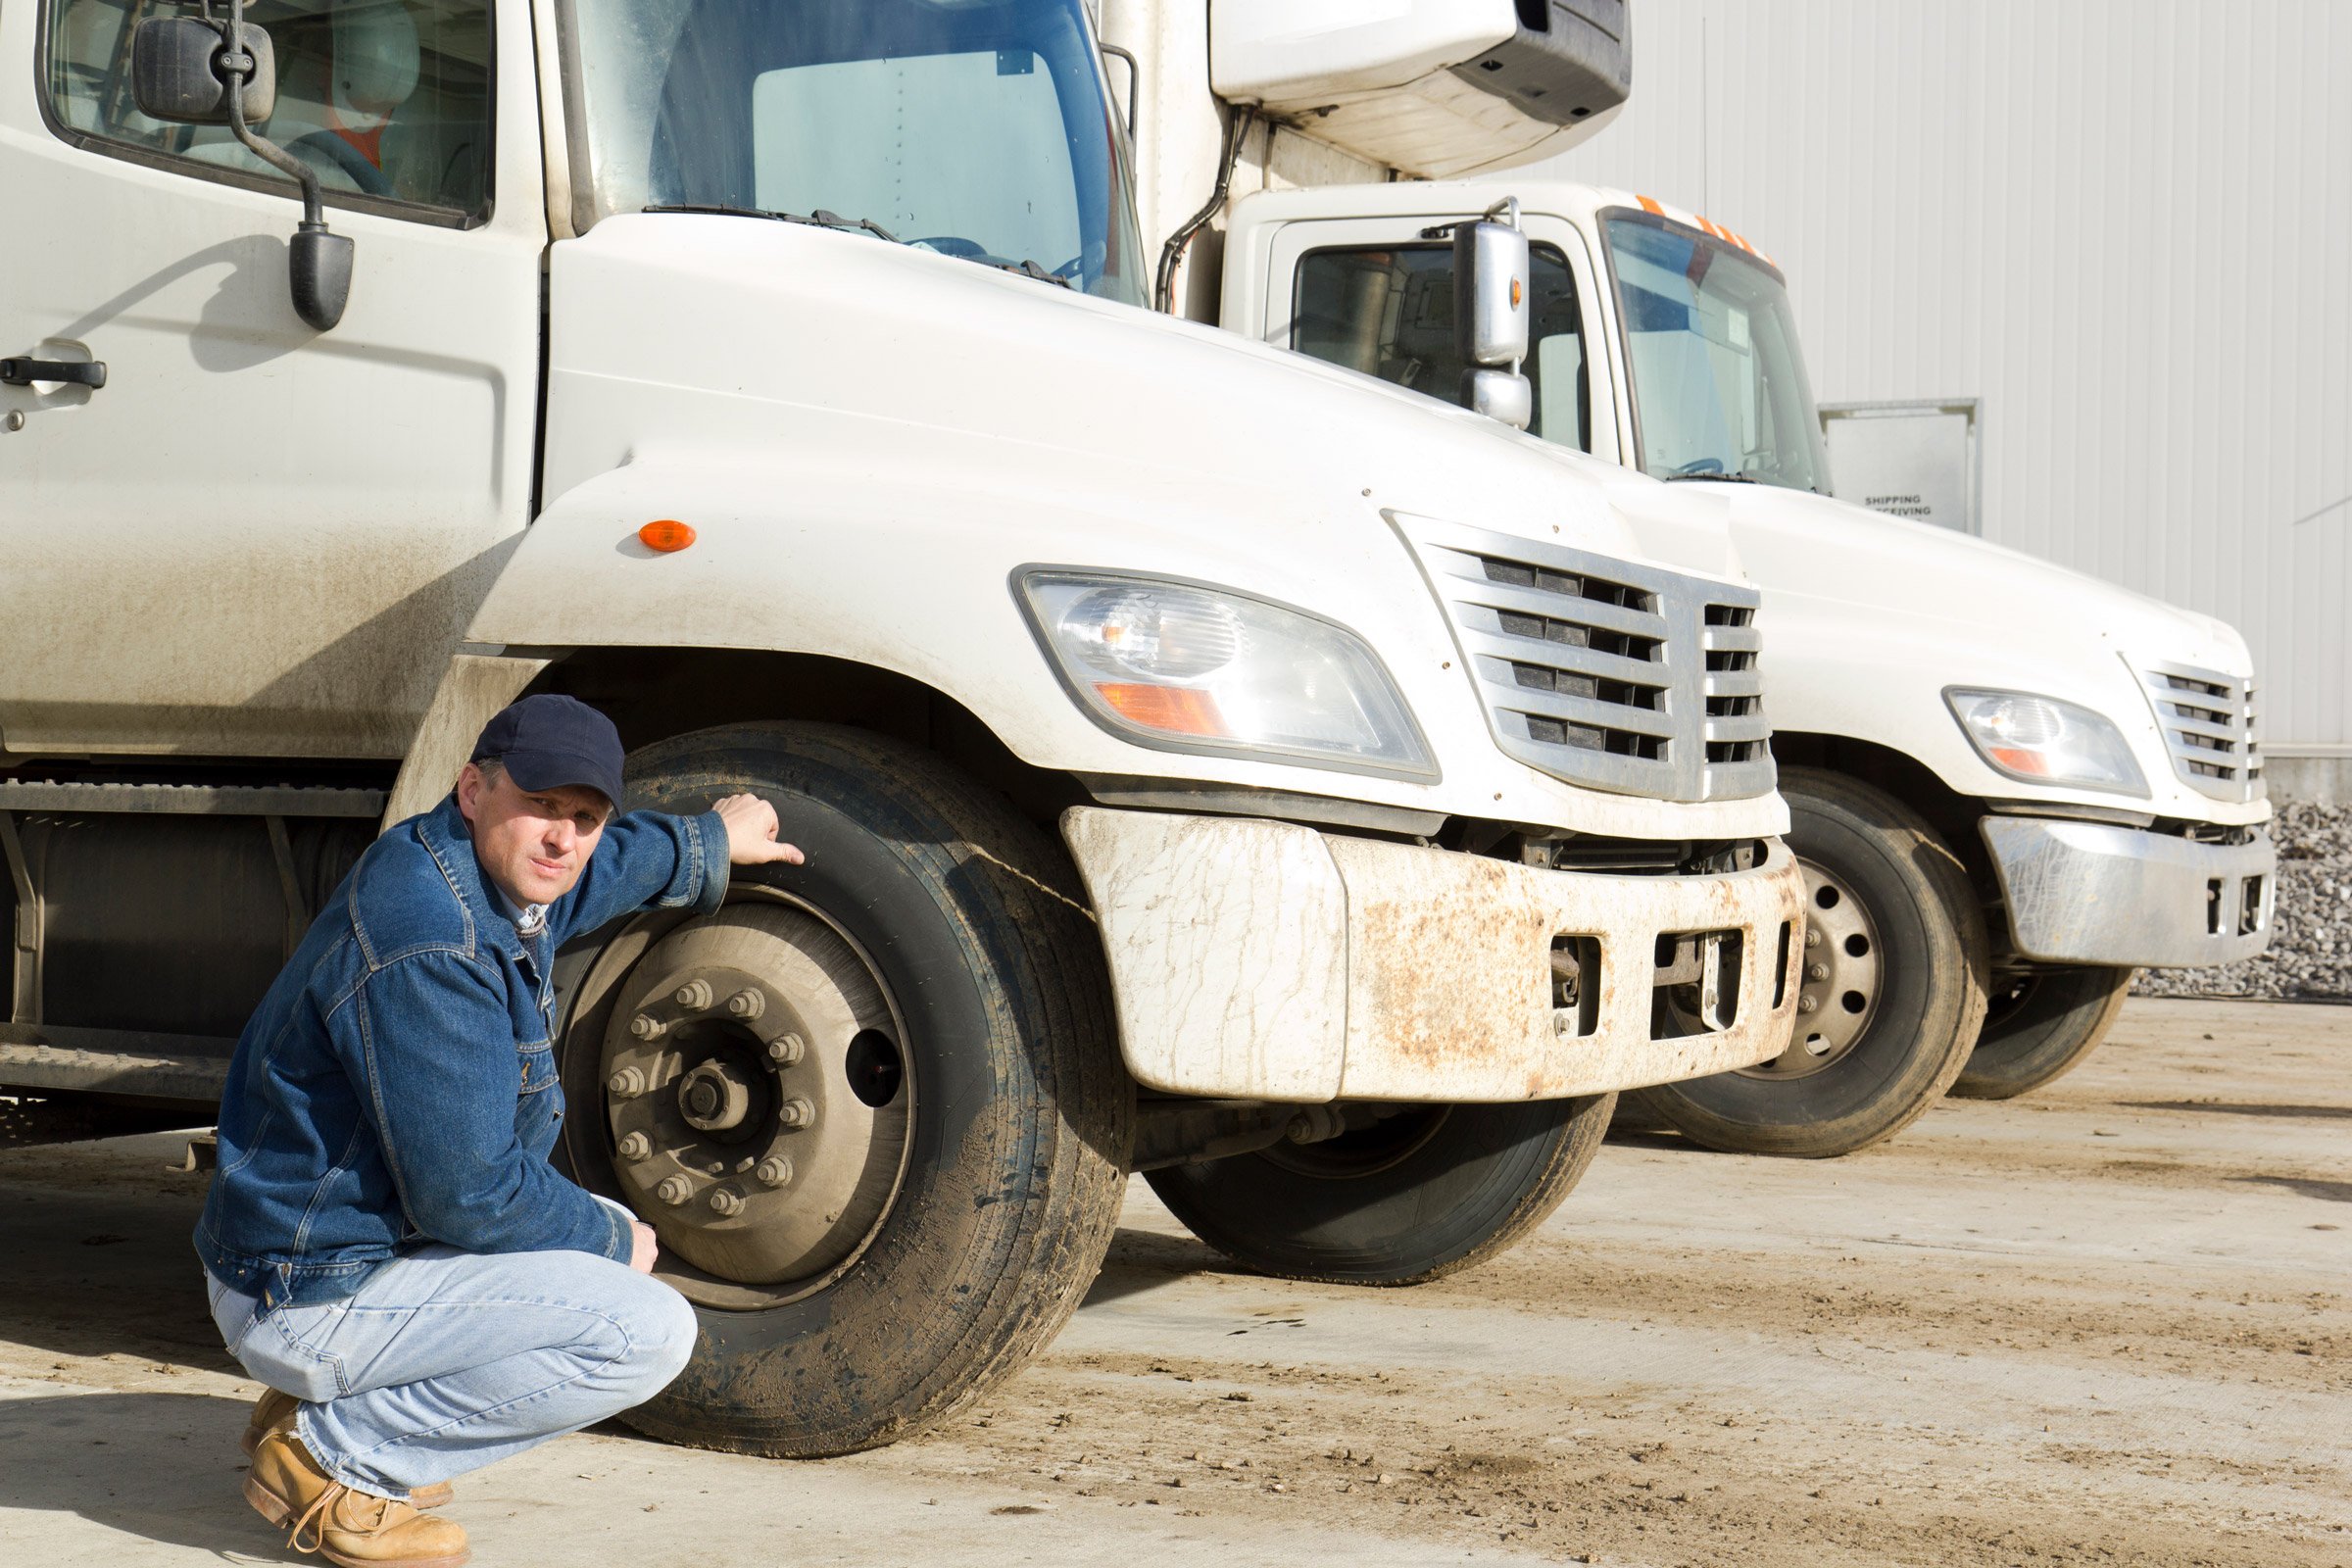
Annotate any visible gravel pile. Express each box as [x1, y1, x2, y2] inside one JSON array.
[[2132, 802, 2352, 1000]]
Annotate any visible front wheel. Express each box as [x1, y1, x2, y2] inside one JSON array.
[[1623, 769, 1989, 1157], [555, 722, 1130, 1457], [1948, 965, 2134, 1100], [1144, 1095, 1614, 1285]]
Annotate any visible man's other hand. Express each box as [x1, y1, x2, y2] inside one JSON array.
[[713, 793, 806, 866], [630, 1221, 661, 1274]]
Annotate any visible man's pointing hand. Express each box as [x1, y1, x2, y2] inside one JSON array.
[[713, 793, 806, 866]]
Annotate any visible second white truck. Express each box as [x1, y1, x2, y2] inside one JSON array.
[[1218, 178, 2277, 1153]]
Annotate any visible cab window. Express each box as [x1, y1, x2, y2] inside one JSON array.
[[1293, 242, 1589, 449], [42, 0, 493, 221]]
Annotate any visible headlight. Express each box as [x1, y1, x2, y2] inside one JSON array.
[[1016, 570, 1436, 779], [1943, 688, 2148, 796]]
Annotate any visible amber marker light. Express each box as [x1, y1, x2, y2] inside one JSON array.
[[1093, 683, 1228, 738], [638, 519, 697, 553]]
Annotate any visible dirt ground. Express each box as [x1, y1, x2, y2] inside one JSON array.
[[0, 996, 2344, 1567]]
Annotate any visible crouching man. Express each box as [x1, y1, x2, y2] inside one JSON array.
[[194, 696, 803, 1566]]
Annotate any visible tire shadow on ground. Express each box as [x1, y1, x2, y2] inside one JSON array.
[[0, 1390, 307, 1562], [1079, 1226, 1231, 1308]]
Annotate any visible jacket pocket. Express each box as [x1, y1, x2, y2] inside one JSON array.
[[518, 1045, 559, 1096]]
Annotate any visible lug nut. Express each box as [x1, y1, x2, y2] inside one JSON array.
[[675, 979, 713, 1011], [656, 1174, 693, 1205], [727, 989, 765, 1020], [708, 1186, 745, 1217], [1804, 926, 1822, 948], [778, 1096, 815, 1129], [629, 1012, 665, 1040], [755, 1156, 793, 1188], [616, 1132, 651, 1160], [608, 1066, 646, 1098], [766, 1033, 806, 1066], [1796, 995, 1820, 1014], [1807, 962, 1831, 982]]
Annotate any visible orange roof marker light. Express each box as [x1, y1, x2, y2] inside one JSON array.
[[638, 518, 697, 554], [1637, 194, 1664, 216]]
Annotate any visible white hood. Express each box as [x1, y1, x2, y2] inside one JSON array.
[[1672, 479, 2267, 825], [476, 217, 1788, 841]]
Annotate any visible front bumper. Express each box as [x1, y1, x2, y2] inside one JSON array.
[[1981, 816, 2277, 968], [1060, 808, 1805, 1102]]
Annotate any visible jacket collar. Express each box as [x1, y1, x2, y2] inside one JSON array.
[[414, 794, 528, 963]]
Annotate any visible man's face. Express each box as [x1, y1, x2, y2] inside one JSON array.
[[457, 764, 611, 907]]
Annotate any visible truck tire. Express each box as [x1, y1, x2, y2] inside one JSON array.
[[1143, 1094, 1613, 1285], [553, 722, 1130, 1457], [1948, 965, 2133, 1101], [1623, 768, 1988, 1157]]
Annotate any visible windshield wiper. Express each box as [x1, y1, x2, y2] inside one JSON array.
[[1660, 471, 1827, 495], [644, 204, 903, 244], [989, 259, 1072, 290]]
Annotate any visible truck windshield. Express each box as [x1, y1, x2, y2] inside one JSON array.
[[557, 0, 1144, 304], [1603, 215, 1830, 493]]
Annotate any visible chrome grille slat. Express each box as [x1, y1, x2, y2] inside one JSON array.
[[1396, 515, 1777, 803], [2160, 714, 2240, 744], [1458, 626, 1670, 688], [1444, 581, 1671, 643], [1705, 669, 1765, 700], [1705, 713, 1774, 745], [2137, 659, 2264, 804], [1703, 624, 1764, 655], [1494, 686, 1681, 736]]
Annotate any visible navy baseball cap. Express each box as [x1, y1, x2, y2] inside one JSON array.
[[471, 695, 626, 811]]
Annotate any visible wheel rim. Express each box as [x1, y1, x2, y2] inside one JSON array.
[[1737, 857, 1884, 1080], [584, 893, 913, 1309], [1982, 970, 2038, 1033]]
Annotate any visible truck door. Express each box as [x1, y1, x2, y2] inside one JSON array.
[[1253, 213, 1623, 465], [0, 0, 542, 763]]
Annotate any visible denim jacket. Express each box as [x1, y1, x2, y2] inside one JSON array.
[[195, 793, 730, 1314]]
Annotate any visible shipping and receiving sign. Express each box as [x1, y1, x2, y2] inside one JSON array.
[[1818, 400, 1981, 534]]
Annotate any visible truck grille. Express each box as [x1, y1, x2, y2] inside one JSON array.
[[1395, 515, 1775, 803], [2138, 661, 2264, 804]]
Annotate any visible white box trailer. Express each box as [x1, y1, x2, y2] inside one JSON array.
[[0, 0, 1799, 1454]]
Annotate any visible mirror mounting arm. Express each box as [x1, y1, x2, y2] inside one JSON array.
[[216, 0, 352, 331]]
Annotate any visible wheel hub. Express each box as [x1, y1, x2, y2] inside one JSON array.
[[599, 903, 908, 1287], [1738, 857, 1884, 1080]]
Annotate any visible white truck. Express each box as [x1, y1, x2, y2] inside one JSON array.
[[0, 0, 1803, 1455], [1211, 177, 2278, 1153]]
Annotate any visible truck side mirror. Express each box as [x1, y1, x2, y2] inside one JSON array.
[[1453, 200, 1534, 430], [129, 5, 352, 333], [131, 15, 277, 124]]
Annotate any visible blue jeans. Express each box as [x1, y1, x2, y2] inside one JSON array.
[[204, 1213, 696, 1501]]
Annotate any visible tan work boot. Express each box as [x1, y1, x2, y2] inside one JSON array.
[[243, 1392, 455, 1509], [245, 1420, 471, 1568]]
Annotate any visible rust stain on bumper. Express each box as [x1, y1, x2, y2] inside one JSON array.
[[1064, 808, 1804, 1104]]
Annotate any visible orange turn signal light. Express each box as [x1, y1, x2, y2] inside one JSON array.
[[638, 518, 697, 553], [1094, 683, 1228, 738]]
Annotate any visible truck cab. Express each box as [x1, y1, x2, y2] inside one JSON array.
[[0, 1, 1801, 1454], [1222, 177, 2276, 1153]]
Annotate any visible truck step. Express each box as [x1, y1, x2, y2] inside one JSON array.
[[0, 1025, 235, 1102]]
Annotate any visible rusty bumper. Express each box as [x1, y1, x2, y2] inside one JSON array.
[[1060, 808, 1805, 1103]]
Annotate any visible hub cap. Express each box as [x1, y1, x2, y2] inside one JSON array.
[[1737, 857, 1883, 1080], [599, 902, 908, 1290]]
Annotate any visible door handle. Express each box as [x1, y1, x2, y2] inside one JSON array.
[[1, 358, 107, 389]]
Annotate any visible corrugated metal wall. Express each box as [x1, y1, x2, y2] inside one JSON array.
[[1508, 0, 2352, 751]]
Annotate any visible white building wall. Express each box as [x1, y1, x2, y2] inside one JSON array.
[[1506, 0, 2351, 753]]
